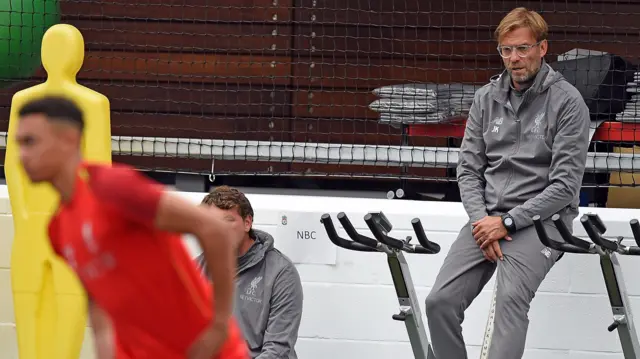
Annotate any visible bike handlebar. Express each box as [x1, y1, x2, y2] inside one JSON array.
[[337, 212, 380, 248], [630, 219, 640, 247], [534, 213, 640, 256], [320, 212, 440, 255], [320, 214, 377, 252], [533, 215, 590, 253], [580, 215, 619, 252], [410, 218, 441, 254], [587, 213, 607, 234], [552, 214, 593, 251], [364, 213, 405, 250], [362, 213, 430, 254]]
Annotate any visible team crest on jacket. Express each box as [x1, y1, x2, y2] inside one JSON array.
[[531, 112, 545, 133], [246, 276, 263, 296], [240, 275, 263, 304]]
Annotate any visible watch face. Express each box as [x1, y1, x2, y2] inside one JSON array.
[[505, 217, 513, 226]]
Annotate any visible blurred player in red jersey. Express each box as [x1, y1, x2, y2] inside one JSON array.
[[13, 95, 250, 359]]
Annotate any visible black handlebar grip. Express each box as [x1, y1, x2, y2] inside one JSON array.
[[320, 214, 377, 252], [630, 219, 640, 248], [627, 246, 640, 256], [608, 322, 620, 332], [337, 212, 379, 248], [533, 215, 555, 248], [533, 215, 589, 254], [411, 246, 432, 254], [410, 218, 441, 254], [552, 214, 592, 251], [364, 213, 404, 250], [580, 215, 618, 252], [321, 214, 340, 244], [551, 214, 572, 241], [586, 213, 607, 234]]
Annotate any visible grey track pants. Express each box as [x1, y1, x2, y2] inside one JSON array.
[[424, 220, 564, 359]]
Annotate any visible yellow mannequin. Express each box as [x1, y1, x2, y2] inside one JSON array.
[[5, 24, 112, 359]]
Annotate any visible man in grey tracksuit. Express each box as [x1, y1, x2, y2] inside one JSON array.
[[424, 8, 591, 359], [196, 186, 303, 359]]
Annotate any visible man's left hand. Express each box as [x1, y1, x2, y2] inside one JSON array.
[[472, 216, 512, 249], [187, 320, 229, 359]]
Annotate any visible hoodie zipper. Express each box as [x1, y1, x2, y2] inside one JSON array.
[[513, 89, 532, 155], [496, 101, 520, 211]]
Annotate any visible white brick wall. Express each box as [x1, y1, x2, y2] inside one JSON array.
[[1, 186, 640, 359]]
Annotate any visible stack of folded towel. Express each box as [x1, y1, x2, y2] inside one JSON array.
[[616, 71, 640, 123], [369, 83, 478, 126]]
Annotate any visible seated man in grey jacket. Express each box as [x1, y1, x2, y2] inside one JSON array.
[[424, 7, 590, 359], [195, 186, 304, 359]]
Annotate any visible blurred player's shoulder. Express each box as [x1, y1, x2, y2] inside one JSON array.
[[77, 161, 164, 226], [84, 162, 157, 188], [83, 162, 177, 194], [82, 161, 163, 211], [83, 161, 137, 177]]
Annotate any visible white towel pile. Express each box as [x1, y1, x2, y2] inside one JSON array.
[[616, 71, 640, 123], [369, 83, 478, 126]]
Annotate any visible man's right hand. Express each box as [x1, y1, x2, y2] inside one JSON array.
[[89, 301, 115, 359], [481, 240, 503, 263], [187, 320, 229, 359]]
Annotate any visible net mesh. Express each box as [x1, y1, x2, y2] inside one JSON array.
[[2, 1, 640, 200]]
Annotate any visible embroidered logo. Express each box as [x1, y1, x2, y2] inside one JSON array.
[[246, 276, 263, 296], [62, 245, 77, 270], [491, 117, 504, 133], [531, 112, 545, 133], [69, 221, 117, 280], [240, 276, 263, 304], [541, 247, 552, 259], [82, 222, 99, 254]]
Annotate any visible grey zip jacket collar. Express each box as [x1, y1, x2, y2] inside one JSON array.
[[457, 61, 591, 230], [197, 230, 303, 359]]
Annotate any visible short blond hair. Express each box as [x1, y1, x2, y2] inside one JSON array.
[[494, 7, 548, 43]]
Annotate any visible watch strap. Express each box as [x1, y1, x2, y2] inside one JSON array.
[[501, 214, 516, 233]]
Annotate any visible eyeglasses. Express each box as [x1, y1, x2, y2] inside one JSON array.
[[497, 41, 542, 58]]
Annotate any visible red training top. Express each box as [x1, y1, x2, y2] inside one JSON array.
[[48, 162, 248, 359]]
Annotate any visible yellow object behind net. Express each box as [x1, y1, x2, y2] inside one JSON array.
[[4, 24, 112, 359]]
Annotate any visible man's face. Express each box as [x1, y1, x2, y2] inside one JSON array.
[[15, 114, 76, 183], [499, 27, 547, 85], [219, 207, 252, 235], [204, 204, 252, 238]]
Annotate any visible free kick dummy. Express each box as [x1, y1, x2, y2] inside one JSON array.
[[5, 24, 112, 359]]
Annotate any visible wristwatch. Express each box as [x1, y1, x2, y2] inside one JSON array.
[[501, 214, 516, 234]]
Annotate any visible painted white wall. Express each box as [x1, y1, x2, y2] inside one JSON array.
[[1, 185, 639, 358]]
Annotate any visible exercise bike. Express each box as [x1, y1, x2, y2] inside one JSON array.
[[320, 211, 440, 359], [532, 213, 640, 358]]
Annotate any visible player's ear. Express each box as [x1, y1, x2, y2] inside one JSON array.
[[538, 39, 548, 58], [53, 122, 81, 145], [244, 215, 253, 233]]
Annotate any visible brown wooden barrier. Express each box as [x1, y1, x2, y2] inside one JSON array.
[[68, 20, 292, 55], [61, 0, 293, 22], [292, 58, 498, 89], [0, 0, 638, 178], [295, 0, 635, 29], [78, 52, 292, 86], [0, 105, 290, 140]]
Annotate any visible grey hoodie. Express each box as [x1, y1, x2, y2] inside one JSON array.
[[457, 62, 591, 230], [196, 230, 303, 359]]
